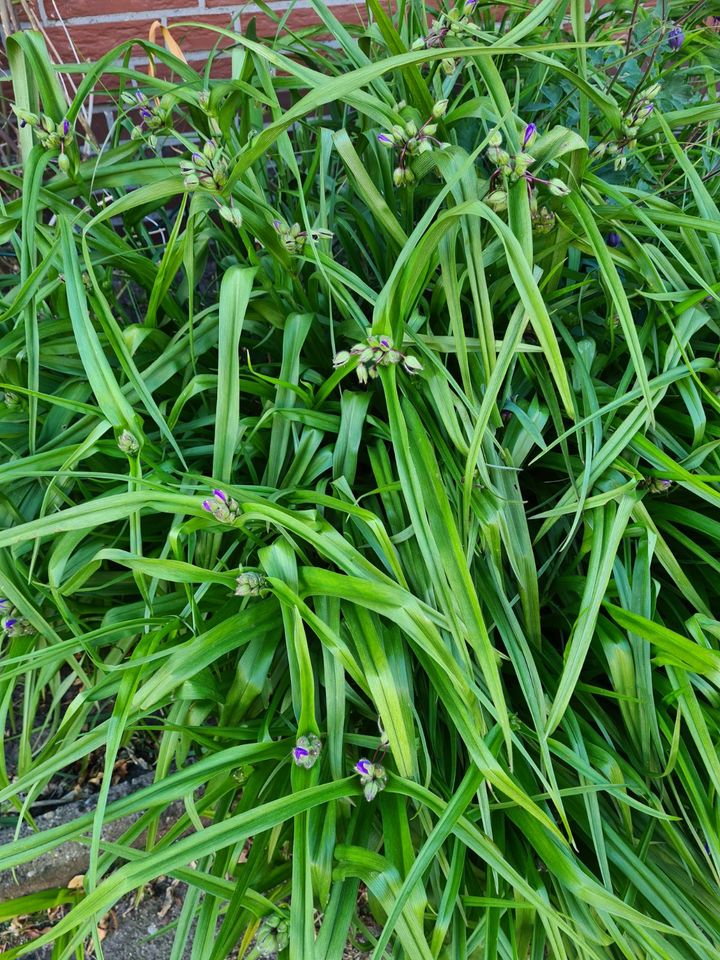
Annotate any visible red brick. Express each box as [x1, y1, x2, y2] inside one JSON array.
[[42, 0, 196, 20], [164, 7, 366, 52], [43, 20, 160, 62]]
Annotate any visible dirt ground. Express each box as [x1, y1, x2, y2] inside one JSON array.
[[0, 772, 377, 959]]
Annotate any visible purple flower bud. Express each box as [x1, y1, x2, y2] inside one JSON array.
[[63, 119, 70, 136], [522, 123, 537, 148], [273, 219, 283, 231], [202, 499, 213, 512], [213, 489, 227, 502], [192, 152, 203, 164], [606, 232, 622, 248], [667, 26, 684, 51], [20, 119, 27, 128], [355, 759, 371, 776], [379, 338, 390, 348], [140, 108, 152, 119], [293, 746, 309, 762], [377, 134, 392, 144], [4, 619, 16, 630], [0, 599, 6, 607], [136, 91, 145, 102]]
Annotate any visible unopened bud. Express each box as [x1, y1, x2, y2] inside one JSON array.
[[548, 178, 571, 197], [486, 189, 508, 211], [432, 99, 449, 119]]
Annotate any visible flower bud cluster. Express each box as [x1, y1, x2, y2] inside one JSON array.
[[256, 915, 289, 957], [13, 107, 72, 170], [593, 83, 661, 172], [411, 0, 478, 67], [122, 91, 172, 148], [412, 1, 479, 73], [292, 734, 322, 768], [1, 600, 33, 638], [333, 333, 423, 384], [272, 219, 333, 255], [355, 758, 388, 801], [180, 139, 228, 191], [378, 101, 449, 188], [201, 489, 239, 523], [484, 127, 570, 231], [117, 429, 139, 456], [235, 571, 267, 597]]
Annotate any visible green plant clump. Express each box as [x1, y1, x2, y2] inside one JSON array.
[[1, 1, 720, 957]]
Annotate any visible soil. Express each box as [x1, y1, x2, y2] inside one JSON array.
[[0, 772, 378, 959]]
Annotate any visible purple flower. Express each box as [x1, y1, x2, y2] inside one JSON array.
[[522, 123, 537, 148], [293, 746, 309, 762], [213, 489, 227, 502], [4, 619, 16, 631], [355, 759, 371, 776], [379, 338, 390, 348], [20, 119, 27, 128], [377, 134, 392, 144], [0, 599, 6, 607], [606, 232, 622, 248], [202, 499, 213, 512], [63, 119, 70, 136], [667, 26, 684, 51]]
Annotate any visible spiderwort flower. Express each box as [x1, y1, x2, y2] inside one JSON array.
[[292, 734, 322, 769], [377, 133, 394, 145], [667, 26, 684, 51], [522, 123, 537, 149], [606, 232, 622, 248]]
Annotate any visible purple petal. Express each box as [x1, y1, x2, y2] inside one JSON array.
[[377, 134, 392, 143], [355, 759, 371, 776], [668, 26, 684, 51], [379, 338, 390, 348], [202, 499, 213, 512], [63, 119, 70, 136], [213, 489, 227, 502], [606, 232, 621, 248], [522, 123, 536, 148], [293, 746, 309, 760], [4, 619, 16, 629], [20, 119, 27, 128]]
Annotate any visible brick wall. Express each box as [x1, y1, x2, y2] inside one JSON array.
[[22, 1, 368, 68]]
